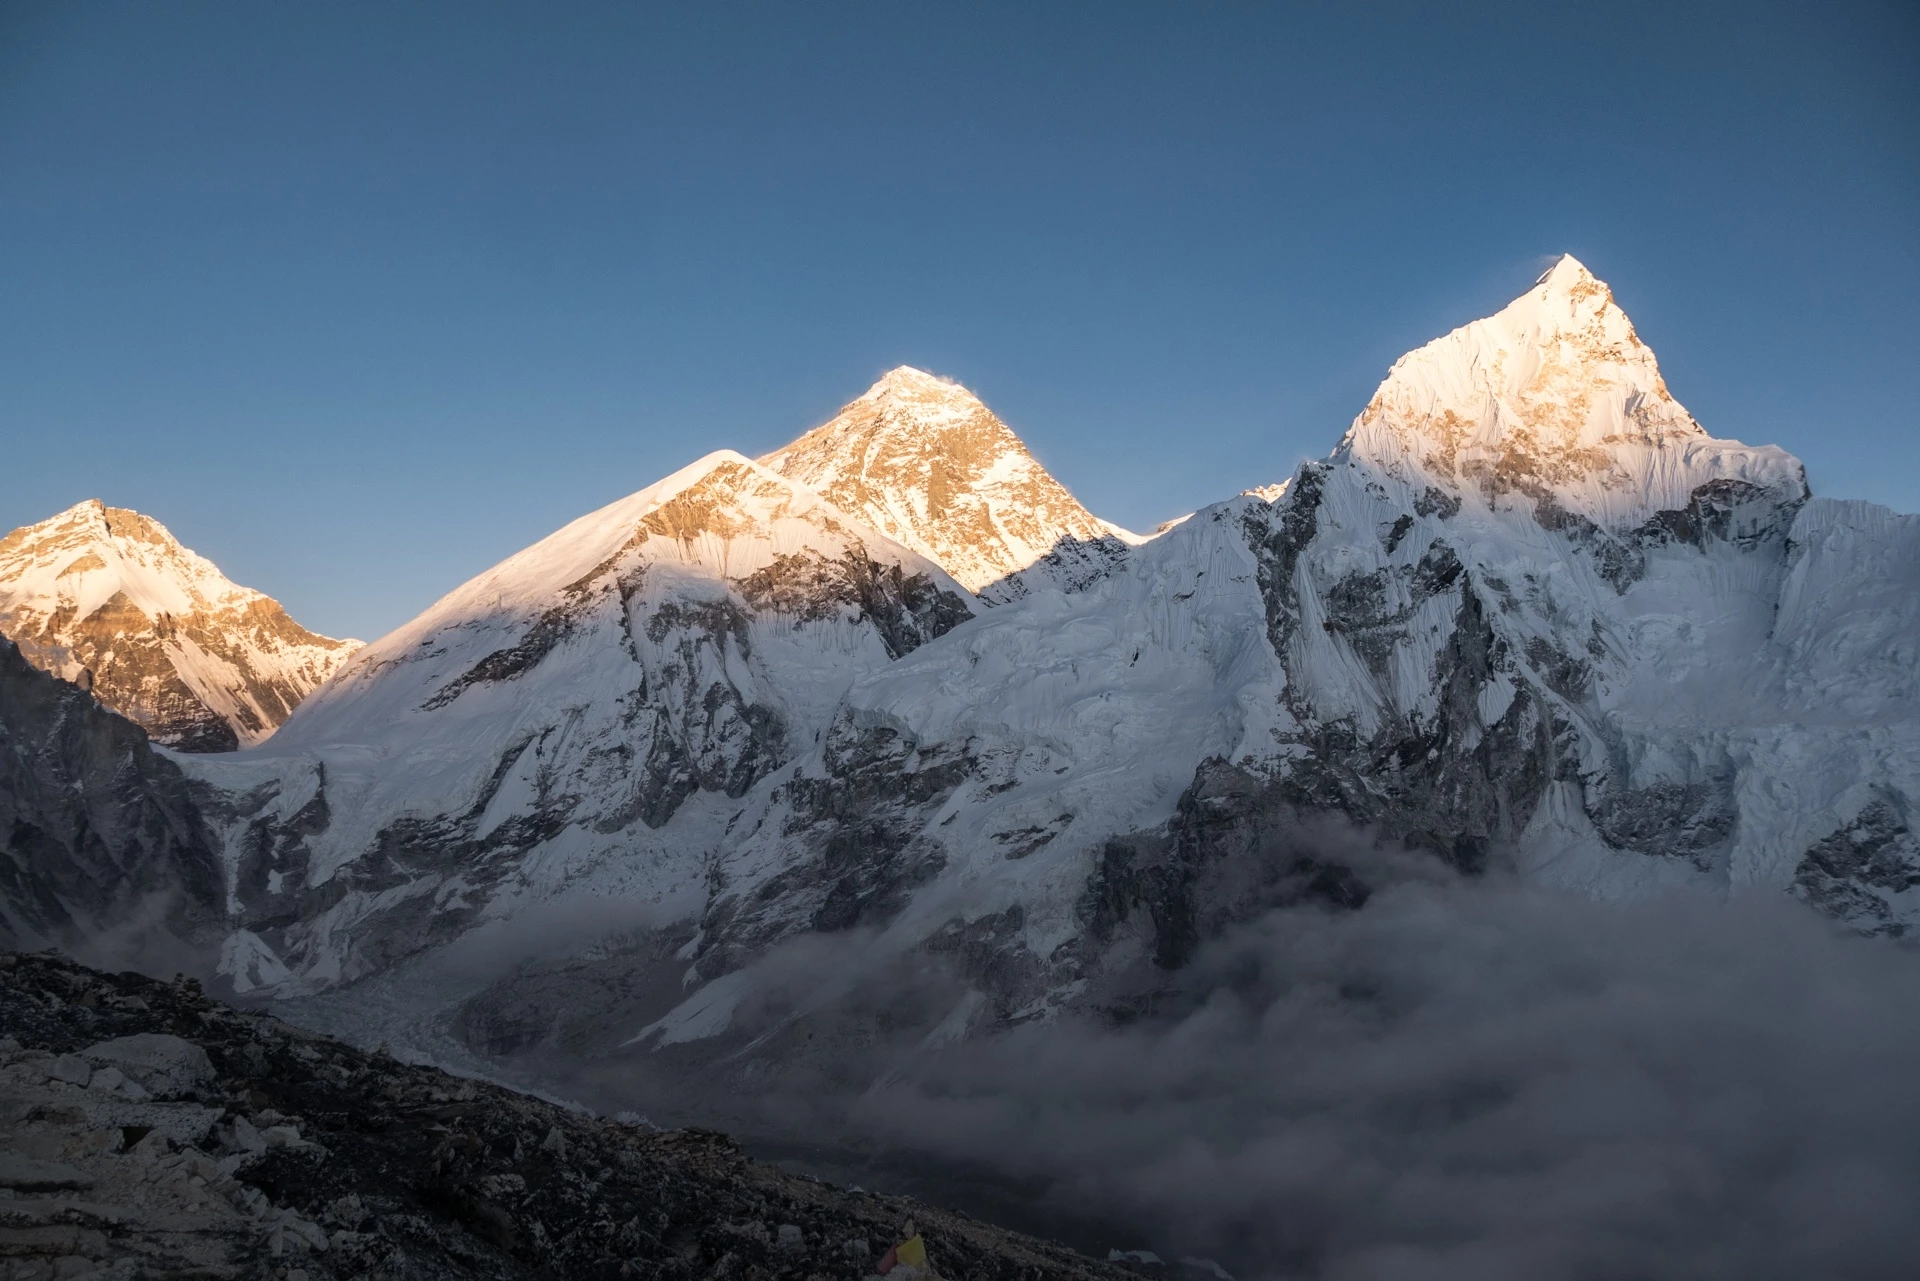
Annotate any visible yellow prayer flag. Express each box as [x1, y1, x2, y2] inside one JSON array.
[[896, 1234, 927, 1268]]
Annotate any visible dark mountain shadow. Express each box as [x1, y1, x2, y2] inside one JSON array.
[[975, 533, 1136, 606], [0, 636, 226, 975]]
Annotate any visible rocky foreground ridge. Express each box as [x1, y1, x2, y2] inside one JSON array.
[[0, 949, 1139, 1281]]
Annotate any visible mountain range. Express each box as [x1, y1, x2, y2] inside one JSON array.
[[3, 256, 1915, 1076]]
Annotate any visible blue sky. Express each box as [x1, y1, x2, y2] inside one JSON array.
[[2, 2, 1914, 641]]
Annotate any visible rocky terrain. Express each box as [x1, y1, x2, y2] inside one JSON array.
[[0, 948, 1144, 1281], [0, 502, 358, 752]]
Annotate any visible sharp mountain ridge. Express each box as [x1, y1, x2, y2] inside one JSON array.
[[0, 500, 359, 751]]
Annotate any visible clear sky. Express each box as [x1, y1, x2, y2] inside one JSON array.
[[2, 2, 1914, 642]]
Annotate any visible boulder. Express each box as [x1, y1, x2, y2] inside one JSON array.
[[79, 1034, 214, 1100]]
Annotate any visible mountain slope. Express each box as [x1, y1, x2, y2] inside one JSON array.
[[593, 256, 1917, 1061], [33, 259, 1911, 1044], [0, 635, 225, 964], [762, 367, 1142, 603], [180, 451, 976, 990], [0, 501, 359, 751]]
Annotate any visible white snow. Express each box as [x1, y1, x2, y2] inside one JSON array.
[[761, 367, 1146, 600], [169, 257, 1920, 1010], [0, 499, 359, 744]]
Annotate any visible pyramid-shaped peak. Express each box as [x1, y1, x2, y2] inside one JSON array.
[[1536, 253, 1596, 290], [1336, 255, 1806, 527], [761, 369, 1132, 596], [21, 498, 112, 539], [875, 364, 949, 388], [860, 365, 985, 407], [1511, 253, 1622, 327], [0, 498, 359, 750], [3, 499, 185, 564]]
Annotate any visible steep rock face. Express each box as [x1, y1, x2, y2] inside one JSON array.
[[0, 501, 359, 751], [178, 452, 976, 991], [0, 637, 225, 965], [762, 367, 1143, 603]]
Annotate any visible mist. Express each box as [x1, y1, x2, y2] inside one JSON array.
[[823, 877, 1920, 1280], [287, 852, 1920, 1280]]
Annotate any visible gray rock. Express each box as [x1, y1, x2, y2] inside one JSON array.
[[83, 1065, 126, 1095], [262, 1124, 305, 1150], [0, 1152, 93, 1191], [0, 948, 1138, 1281], [0, 637, 226, 960], [85, 1100, 220, 1149], [79, 1034, 213, 1100], [45, 1055, 90, 1087], [226, 1113, 266, 1154]]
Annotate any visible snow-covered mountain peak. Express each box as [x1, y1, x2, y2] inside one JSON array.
[[183, 447, 981, 987], [327, 448, 949, 658], [4, 499, 232, 618], [1337, 258, 1803, 528], [858, 364, 979, 413], [1534, 251, 1601, 296], [276, 447, 975, 751], [762, 369, 1142, 601], [0, 499, 359, 750]]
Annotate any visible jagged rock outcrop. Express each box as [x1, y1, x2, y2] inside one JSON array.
[[0, 501, 359, 751], [762, 367, 1143, 603], [0, 949, 1139, 1281], [0, 638, 224, 967]]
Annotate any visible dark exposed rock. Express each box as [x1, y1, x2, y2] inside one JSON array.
[[0, 949, 1138, 1281], [921, 907, 1045, 1021], [1412, 486, 1460, 520], [0, 639, 224, 966], [1587, 777, 1737, 870], [1793, 800, 1920, 937], [709, 719, 973, 955], [1079, 791, 1370, 972], [1636, 479, 1806, 552], [735, 551, 973, 661], [1243, 462, 1328, 663], [421, 603, 586, 710], [1241, 488, 1566, 874], [1530, 495, 1646, 593], [973, 533, 1135, 604]]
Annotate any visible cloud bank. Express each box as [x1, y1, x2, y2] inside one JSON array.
[[829, 876, 1920, 1280]]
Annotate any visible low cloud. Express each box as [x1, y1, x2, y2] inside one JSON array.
[[369, 846, 1920, 1280], [835, 875, 1920, 1280]]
